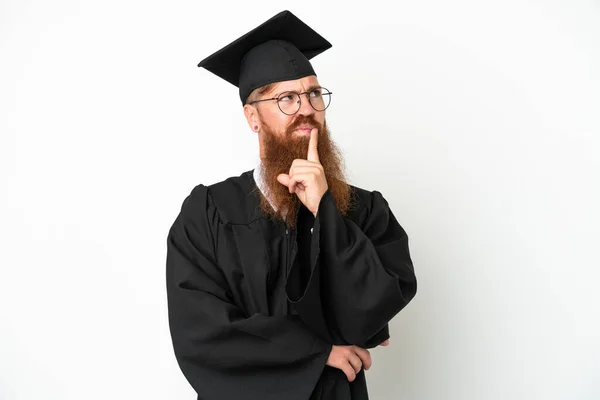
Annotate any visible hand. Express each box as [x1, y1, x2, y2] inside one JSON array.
[[326, 345, 372, 382], [380, 339, 390, 346], [277, 128, 328, 216]]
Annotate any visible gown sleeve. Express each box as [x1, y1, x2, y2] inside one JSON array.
[[286, 188, 417, 349], [166, 184, 331, 400]]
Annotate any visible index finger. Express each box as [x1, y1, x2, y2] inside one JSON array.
[[307, 127, 319, 163]]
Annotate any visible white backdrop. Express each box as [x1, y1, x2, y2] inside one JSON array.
[[1, 0, 599, 399]]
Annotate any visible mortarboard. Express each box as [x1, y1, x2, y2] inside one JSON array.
[[197, 10, 332, 105]]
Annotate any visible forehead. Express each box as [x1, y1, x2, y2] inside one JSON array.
[[268, 75, 320, 94]]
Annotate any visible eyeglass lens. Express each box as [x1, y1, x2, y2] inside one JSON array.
[[277, 88, 331, 115]]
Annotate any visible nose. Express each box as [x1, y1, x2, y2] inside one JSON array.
[[296, 93, 315, 117]]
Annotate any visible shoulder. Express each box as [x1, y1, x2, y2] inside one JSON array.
[[182, 170, 259, 225], [348, 184, 389, 214], [348, 183, 410, 242], [341, 183, 397, 234], [207, 170, 255, 201]]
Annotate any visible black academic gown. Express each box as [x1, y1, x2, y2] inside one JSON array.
[[166, 170, 417, 400]]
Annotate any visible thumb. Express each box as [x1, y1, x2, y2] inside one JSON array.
[[277, 173, 290, 186]]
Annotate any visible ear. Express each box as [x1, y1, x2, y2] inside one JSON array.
[[243, 104, 260, 132]]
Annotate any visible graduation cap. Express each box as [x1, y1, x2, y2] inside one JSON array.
[[197, 10, 332, 105]]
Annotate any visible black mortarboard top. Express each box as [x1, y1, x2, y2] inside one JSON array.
[[197, 10, 332, 104]]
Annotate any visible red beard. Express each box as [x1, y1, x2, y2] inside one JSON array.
[[257, 115, 353, 227]]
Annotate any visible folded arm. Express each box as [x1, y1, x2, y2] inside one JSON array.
[[287, 189, 417, 347], [167, 185, 331, 400]]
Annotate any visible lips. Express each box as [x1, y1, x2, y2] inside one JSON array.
[[287, 115, 321, 136], [295, 127, 312, 136]]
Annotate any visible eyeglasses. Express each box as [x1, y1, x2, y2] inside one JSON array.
[[248, 87, 332, 115]]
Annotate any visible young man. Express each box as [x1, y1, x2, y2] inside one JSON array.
[[166, 10, 417, 400]]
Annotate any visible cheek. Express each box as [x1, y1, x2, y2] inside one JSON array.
[[277, 116, 294, 133], [260, 110, 283, 131], [316, 113, 326, 126], [275, 116, 287, 129]]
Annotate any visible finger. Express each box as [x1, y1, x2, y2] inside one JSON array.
[[341, 363, 357, 382], [348, 352, 363, 373], [353, 346, 372, 370], [380, 339, 390, 346], [290, 182, 306, 194], [289, 159, 320, 174], [290, 158, 315, 167], [289, 165, 322, 178], [287, 173, 311, 192], [307, 128, 319, 163], [277, 173, 291, 188]]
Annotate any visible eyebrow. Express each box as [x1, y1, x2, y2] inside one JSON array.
[[273, 85, 322, 97]]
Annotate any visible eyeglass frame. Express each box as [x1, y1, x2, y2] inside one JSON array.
[[247, 86, 333, 115]]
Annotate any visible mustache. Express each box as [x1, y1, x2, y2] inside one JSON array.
[[286, 115, 323, 135]]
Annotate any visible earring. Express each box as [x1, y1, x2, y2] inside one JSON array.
[[254, 126, 259, 131]]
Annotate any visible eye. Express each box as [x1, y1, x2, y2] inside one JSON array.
[[309, 88, 323, 98], [279, 92, 297, 102]]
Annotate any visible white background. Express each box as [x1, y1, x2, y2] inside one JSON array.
[[1, 0, 599, 399]]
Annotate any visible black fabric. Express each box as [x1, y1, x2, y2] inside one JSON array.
[[197, 10, 331, 104], [166, 170, 417, 400], [287, 188, 417, 348], [287, 204, 315, 310]]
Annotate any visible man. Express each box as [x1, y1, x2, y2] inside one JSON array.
[[166, 10, 417, 400]]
